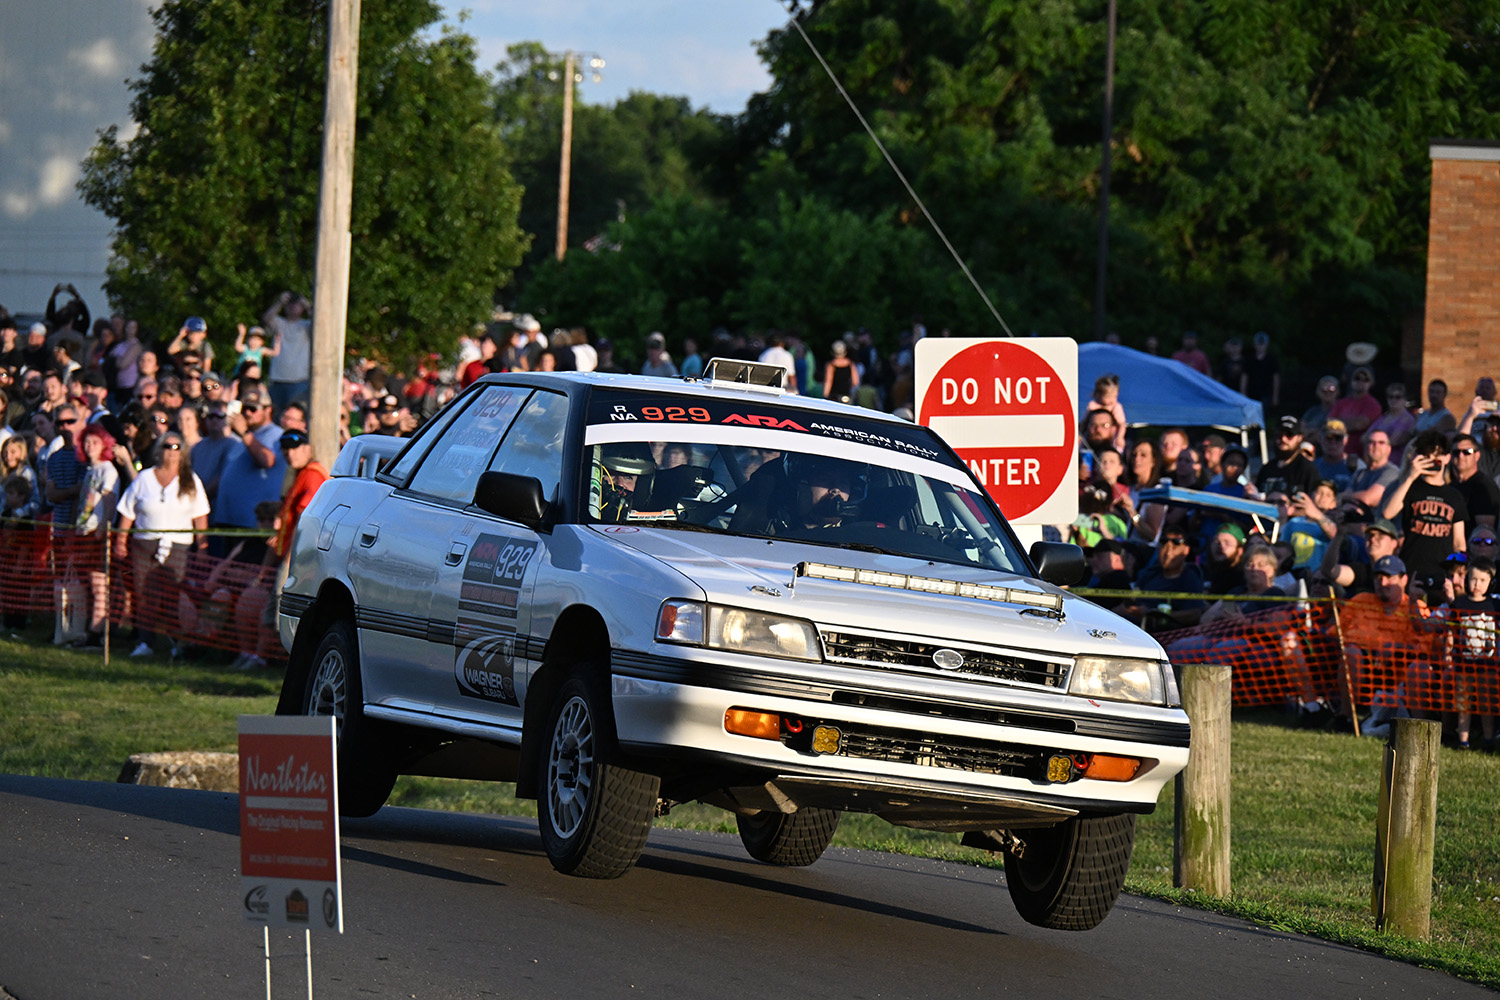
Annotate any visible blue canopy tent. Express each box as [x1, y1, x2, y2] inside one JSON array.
[[1077, 342, 1268, 460]]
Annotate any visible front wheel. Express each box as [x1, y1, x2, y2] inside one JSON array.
[[301, 620, 397, 818], [537, 673, 660, 879], [736, 807, 840, 866], [1004, 813, 1135, 931]]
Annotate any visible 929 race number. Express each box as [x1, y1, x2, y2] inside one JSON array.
[[640, 406, 710, 422]]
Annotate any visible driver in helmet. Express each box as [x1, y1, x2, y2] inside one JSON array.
[[771, 454, 868, 532], [595, 444, 656, 522]]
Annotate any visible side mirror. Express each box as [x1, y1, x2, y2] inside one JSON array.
[[474, 471, 550, 530], [1029, 540, 1087, 587]]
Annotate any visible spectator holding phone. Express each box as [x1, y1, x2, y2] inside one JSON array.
[[1380, 429, 1468, 593]]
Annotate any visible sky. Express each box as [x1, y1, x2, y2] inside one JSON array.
[[0, 1, 788, 322]]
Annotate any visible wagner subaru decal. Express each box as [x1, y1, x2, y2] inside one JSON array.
[[454, 534, 536, 705]]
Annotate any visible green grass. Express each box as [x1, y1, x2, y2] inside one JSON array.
[[3, 630, 1497, 987]]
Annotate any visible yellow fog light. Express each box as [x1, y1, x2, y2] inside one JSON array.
[[1046, 755, 1075, 783], [724, 708, 781, 741], [811, 725, 842, 754]]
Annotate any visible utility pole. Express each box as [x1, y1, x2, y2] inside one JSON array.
[[310, 0, 360, 464], [555, 50, 576, 261], [1092, 0, 1117, 343]]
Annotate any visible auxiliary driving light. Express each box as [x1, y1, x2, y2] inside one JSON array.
[[811, 725, 842, 754], [724, 709, 781, 741], [1046, 755, 1075, 783]]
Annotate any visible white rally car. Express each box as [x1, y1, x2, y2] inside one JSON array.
[[277, 360, 1189, 930]]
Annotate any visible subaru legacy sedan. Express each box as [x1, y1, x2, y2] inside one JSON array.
[[276, 359, 1189, 930]]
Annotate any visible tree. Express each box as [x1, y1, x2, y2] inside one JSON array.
[[79, 0, 526, 366], [491, 43, 736, 280]]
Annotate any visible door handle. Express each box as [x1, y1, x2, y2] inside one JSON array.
[[359, 523, 380, 547], [445, 541, 468, 566]]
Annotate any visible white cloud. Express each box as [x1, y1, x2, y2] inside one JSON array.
[[0, 119, 11, 144], [40, 156, 80, 206], [68, 38, 124, 79], [2, 191, 35, 219]]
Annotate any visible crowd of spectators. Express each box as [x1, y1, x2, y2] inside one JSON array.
[[2, 290, 1495, 744]]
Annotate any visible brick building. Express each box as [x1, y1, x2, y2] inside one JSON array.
[[1420, 140, 1500, 403]]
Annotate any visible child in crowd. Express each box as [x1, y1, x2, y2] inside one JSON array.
[[1442, 554, 1497, 751], [1084, 373, 1128, 451], [233, 323, 277, 373]]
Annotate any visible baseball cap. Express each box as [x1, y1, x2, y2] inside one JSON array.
[[239, 387, 270, 407], [1201, 433, 1227, 450], [79, 369, 107, 388], [646, 331, 666, 348], [278, 429, 310, 449], [1278, 415, 1301, 435], [1088, 538, 1125, 557], [379, 393, 400, 411], [1323, 418, 1347, 437], [1373, 555, 1407, 577], [184, 316, 207, 332], [1366, 517, 1403, 540], [1216, 523, 1247, 544]]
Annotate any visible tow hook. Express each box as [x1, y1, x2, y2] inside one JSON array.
[[959, 829, 1026, 859]]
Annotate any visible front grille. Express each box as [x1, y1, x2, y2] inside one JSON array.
[[827, 723, 1049, 778], [821, 630, 1068, 690]]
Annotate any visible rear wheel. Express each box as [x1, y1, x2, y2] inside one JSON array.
[[537, 673, 660, 879], [301, 620, 397, 818], [736, 807, 840, 866], [1004, 813, 1135, 931]]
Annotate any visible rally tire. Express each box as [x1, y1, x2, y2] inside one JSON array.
[[537, 673, 660, 879], [1004, 813, 1135, 931], [301, 620, 397, 818], [736, 807, 841, 867]]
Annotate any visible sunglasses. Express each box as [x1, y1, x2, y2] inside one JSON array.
[[1454, 447, 1479, 456], [205, 412, 227, 419], [152, 415, 169, 424], [241, 403, 264, 412], [1447, 552, 1468, 564], [1163, 536, 1187, 546], [137, 393, 157, 401], [203, 380, 221, 391], [1473, 537, 1498, 546], [162, 441, 182, 451]]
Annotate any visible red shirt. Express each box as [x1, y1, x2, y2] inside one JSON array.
[[273, 462, 329, 557]]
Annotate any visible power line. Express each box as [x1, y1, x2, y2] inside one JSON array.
[[781, 8, 1014, 337]]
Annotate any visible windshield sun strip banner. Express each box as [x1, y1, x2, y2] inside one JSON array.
[[583, 421, 973, 489]]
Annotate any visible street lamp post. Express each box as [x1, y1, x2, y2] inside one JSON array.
[[554, 51, 604, 262]]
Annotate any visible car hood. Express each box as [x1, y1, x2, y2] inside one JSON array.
[[590, 526, 1163, 661]]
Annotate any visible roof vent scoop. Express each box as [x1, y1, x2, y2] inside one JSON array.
[[702, 358, 786, 394]]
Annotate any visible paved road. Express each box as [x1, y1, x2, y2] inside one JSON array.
[[0, 773, 1488, 999]]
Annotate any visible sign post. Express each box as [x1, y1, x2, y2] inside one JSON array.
[[240, 715, 343, 997], [914, 337, 1080, 526]]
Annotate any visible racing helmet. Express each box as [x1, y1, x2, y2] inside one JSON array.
[[594, 443, 656, 521]]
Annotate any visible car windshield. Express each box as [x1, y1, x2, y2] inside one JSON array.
[[583, 390, 1026, 574]]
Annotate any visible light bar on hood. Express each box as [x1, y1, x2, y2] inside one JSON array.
[[796, 561, 1064, 613]]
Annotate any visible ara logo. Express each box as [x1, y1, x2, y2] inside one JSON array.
[[244, 885, 270, 916], [722, 413, 809, 431]]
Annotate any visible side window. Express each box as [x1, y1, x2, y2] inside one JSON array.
[[487, 390, 569, 498], [406, 386, 531, 503], [380, 388, 475, 486]]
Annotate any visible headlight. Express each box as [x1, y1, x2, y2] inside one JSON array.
[[1070, 656, 1166, 705], [657, 600, 820, 661]]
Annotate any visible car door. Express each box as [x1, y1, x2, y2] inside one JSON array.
[[350, 385, 529, 713], [427, 388, 570, 729]]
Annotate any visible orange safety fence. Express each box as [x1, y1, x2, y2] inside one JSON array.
[[0, 518, 283, 661], [1156, 594, 1500, 717]]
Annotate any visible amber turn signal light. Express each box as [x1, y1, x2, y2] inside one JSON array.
[[1082, 754, 1141, 781], [724, 708, 781, 740]]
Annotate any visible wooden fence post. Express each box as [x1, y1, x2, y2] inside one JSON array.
[[1373, 717, 1440, 938], [1173, 663, 1231, 896]]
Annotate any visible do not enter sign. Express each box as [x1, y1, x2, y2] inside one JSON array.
[[915, 338, 1079, 525]]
